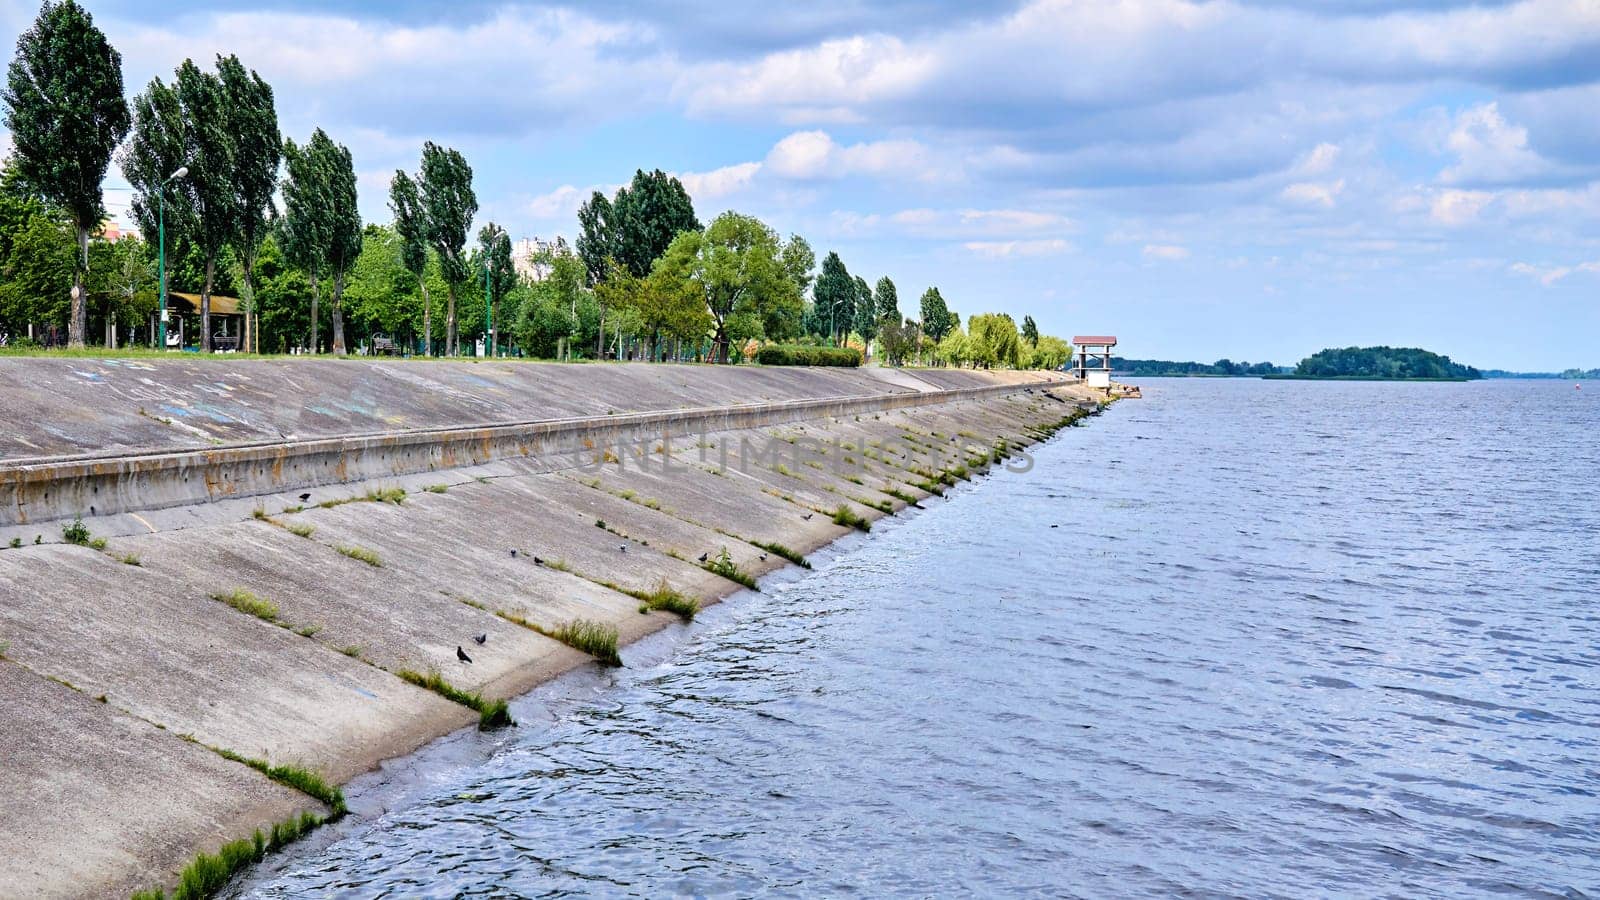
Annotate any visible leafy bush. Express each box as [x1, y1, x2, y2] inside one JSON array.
[[756, 345, 862, 367]]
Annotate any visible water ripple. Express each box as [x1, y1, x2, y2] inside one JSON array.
[[242, 380, 1600, 898]]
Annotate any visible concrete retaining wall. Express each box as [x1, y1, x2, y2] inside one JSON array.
[[0, 374, 1065, 526]]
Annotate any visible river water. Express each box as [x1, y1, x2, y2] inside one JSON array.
[[242, 378, 1599, 898]]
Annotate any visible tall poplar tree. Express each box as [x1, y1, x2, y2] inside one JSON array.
[[476, 222, 514, 355], [388, 171, 431, 355], [281, 129, 360, 355], [280, 134, 325, 351], [218, 55, 278, 354], [813, 251, 853, 345], [874, 276, 899, 326], [171, 60, 235, 352], [852, 275, 876, 356], [3, 0, 130, 347], [417, 142, 474, 356]]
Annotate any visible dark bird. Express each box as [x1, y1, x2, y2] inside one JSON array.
[[298, 493, 311, 502], [802, 513, 814, 521], [534, 556, 545, 566], [473, 633, 487, 645], [456, 646, 473, 664], [510, 549, 518, 558], [698, 552, 709, 563], [618, 544, 627, 553], [759, 554, 768, 561]]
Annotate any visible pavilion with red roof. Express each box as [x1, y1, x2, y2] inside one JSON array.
[[1071, 335, 1117, 389]]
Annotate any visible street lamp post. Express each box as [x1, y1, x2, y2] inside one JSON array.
[[483, 247, 492, 358], [158, 166, 188, 350]]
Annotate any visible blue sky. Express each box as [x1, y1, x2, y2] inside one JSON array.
[[6, 0, 1599, 368]]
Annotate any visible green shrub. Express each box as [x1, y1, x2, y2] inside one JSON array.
[[755, 345, 862, 367], [831, 504, 871, 532], [211, 588, 279, 622], [536, 618, 623, 665], [704, 547, 758, 590], [62, 518, 90, 545], [395, 669, 515, 729], [750, 540, 811, 568], [335, 544, 382, 567], [286, 522, 315, 538]]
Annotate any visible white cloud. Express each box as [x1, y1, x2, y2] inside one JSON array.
[[676, 162, 762, 200], [1429, 189, 1494, 226], [1142, 243, 1191, 260], [1280, 179, 1346, 208], [1439, 102, 1549, 185], [764, 130, 941, 181], [964, 239, 1074, 258], [679, 35, 935, 121], [1509, 260, 1600, 286], [528, 184, 592, 221], [1292, 143, 1341, 177]]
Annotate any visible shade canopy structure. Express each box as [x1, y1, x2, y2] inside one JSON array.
[[166, 292, 243, 316]]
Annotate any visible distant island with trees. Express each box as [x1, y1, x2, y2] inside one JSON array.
[[1115, 346, 1537, 381], [1270, 346, 1481, 380], [1112, 357, 1286, 377]]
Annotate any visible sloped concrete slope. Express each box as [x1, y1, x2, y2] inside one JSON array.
[[0, 358, 1060, 460], [0, 361, 1103, 897]]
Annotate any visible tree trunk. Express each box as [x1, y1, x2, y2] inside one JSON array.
[[446, 282, 457, 356], [241, 268, 253, 356], [201, 256, 215, 353], [597, 307, 606, 360], [711, 319, 729, 364], [309, 271, 320, 354], [421, 279, 432, 356], [68, 224, 88, 348], [331, 271, 348, 357]]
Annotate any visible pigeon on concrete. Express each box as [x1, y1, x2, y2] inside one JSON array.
[[802, 513, 814, 520], [510, 549, 518, 558], [456, 646, 473, 664], [759, 554, 768, 561], [473, 633, 487, 645], [534, 556, 545, 566], [618, 544, 627, 553], [299, 493, 312, 501], [698, 552, 709, 563]]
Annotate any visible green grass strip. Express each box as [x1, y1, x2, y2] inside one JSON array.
[[395, 668, 514, 729]]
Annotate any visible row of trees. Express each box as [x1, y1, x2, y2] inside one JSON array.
[[0, 1, 1073, 368]]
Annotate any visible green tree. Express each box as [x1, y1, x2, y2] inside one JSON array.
[[280, 130, 360, 354], [0, 204, 73, 336], [874, 276, 898, 326], [171, 59, 236, 351], [610, 169, 699, 278], [278, 135, 322, 350], [1029, 334, 1072, 370], [474, 222, 514, 355], [968, 312, 1022, 369], [851, 275, 876, 358], [575, 190, 614, 287], [3, 0, 130, 347], [919, 287, 951, 343], [813, 251, 853, 345], [118, 71, 185, 330], [1021, 314, 1039, 348], [342, 224, 418, 347], [217, 54, 278, 354], [388, 170, 431, 355], [511, 246, 587, 358], [655, 212, 796, 363], [417, 142, 475, 356], [781, 233, 815, 298]]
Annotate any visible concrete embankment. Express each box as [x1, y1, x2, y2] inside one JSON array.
[[0, 358, 1102, 898]]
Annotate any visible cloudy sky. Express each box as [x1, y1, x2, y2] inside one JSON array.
[[6, 0, 1598, 368]]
